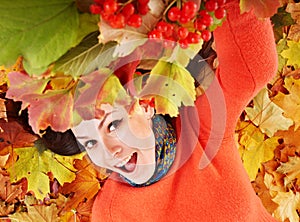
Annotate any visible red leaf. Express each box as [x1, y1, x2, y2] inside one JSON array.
[[0, 121, 38, 150], [24, 90, 74, 134]]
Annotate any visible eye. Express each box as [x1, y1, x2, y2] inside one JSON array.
[[107, 119, 122, 132], [84, 140, 98, 149]]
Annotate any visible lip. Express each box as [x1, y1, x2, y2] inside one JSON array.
[[114, 152, 138, 174], [115, 153, 134, 168]]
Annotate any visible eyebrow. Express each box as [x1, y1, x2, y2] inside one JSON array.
[[99, 110, 115, 129], [76, 136, 89, 139]]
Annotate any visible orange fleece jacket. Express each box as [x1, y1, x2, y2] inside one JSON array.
[[91, 1, 278, 221]]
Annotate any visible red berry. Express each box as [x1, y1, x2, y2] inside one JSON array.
[[167, 7, 181, 22], [127, 14, 142, 28], [138, 3, 149, 15], [103, 0, 118, 15], [182, 1, 198, 18], [121, 3, 135, 18], [178, 38, 189, 49], [202, 14, 214, 27], [216, 0, 226, 6], [205, 0, 218, 12], [214, 8, 226, 19], [186, 32, 201, 44], [179, 13, 191, 24], [138, 0, 150, 4], [94, 0, 105, 4], [109, 14, 125, 28], [194, 18, 206, 31], [148, 30, 163, 39], [201, 30, 212, 41], [163, 37, 176, 49], [90, 4, 102, 14], [177, 27, 189, 39], [199, 10, 209, 17]]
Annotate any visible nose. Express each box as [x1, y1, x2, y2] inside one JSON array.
[[104, 142, 123, 159]]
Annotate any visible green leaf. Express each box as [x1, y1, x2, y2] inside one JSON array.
[[8, 147, 83, 200], [245, 88, 293, 137], [0, 0, 80, 75], [276, 37, 288, 72], [281, 40, 300, 69], [140, 60, 196, 117], [271, 7, 295, 42], [54, 32, 117, 77]]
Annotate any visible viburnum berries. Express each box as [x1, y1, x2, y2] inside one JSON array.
[[90, 0, 227, 48]]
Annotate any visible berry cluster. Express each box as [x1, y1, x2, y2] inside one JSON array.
[[90, 0, 150, 28], [149, 0, 227, 48]]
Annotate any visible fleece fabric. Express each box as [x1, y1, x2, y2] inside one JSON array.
[[91, 0, 279, 221]]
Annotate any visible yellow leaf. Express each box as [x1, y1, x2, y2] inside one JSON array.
[[9, 203, 60, 222], [239, 122, 279, 180], [140, 61, 196, 117], [273, 77, 300, 130], [245, 88, 293, 137], [281, 40, 300, 68], [272, 190, 300, 222], [8, 147, 83, 200], [277, 156, 300, 187]]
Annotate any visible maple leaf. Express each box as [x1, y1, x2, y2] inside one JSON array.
[[245, 88, 293, 137], [272, 77, 300, 130], [272, 190, 300, 222], [252, 171, 279, 214], [6, 71, 49, 110], [98, 0, 165, 57], [60, 156, 107, 211], [8, 147, 83, 200], [6, 71, 76, 134], [277, 156, 300, 187], [281, 40, 300, 69], [275, 125, 300, 149], [238, 122, 279, 180], [0, 120, 38, 150], [271, 7, 295, 42], [139, 60, 196, 117], [9, 203, 60, 222], [239, 0, 280, 18]]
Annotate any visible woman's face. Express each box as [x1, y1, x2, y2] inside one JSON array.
[[72, 103, 156, 184]]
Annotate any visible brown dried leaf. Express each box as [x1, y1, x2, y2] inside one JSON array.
[[277, 156, 300, 186], [0, 121, 37, 150], [275, 125, 300, 148], [252, 171, 279, 214]]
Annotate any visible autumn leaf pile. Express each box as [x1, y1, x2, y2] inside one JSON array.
[[0, 0, 299, 221]]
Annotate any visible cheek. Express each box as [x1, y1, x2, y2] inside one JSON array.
[[128, 116, 152, 138]]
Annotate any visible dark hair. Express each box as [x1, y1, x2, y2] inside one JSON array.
[[41, 127, 84, 156]]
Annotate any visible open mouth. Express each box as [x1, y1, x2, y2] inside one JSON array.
[[115, 152, 137, 173]]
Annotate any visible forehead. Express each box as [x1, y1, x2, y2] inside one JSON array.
[[72, 119, 101, 137]]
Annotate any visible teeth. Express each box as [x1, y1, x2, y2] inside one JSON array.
[[115, 153, 133, 168]]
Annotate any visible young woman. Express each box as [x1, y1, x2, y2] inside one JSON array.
[[43, 0, 278, 221]]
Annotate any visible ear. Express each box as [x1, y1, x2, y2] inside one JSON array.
[[139, 100, 155, 119]]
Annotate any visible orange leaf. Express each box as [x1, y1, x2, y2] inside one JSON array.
[[60, 156, 108, 211]]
